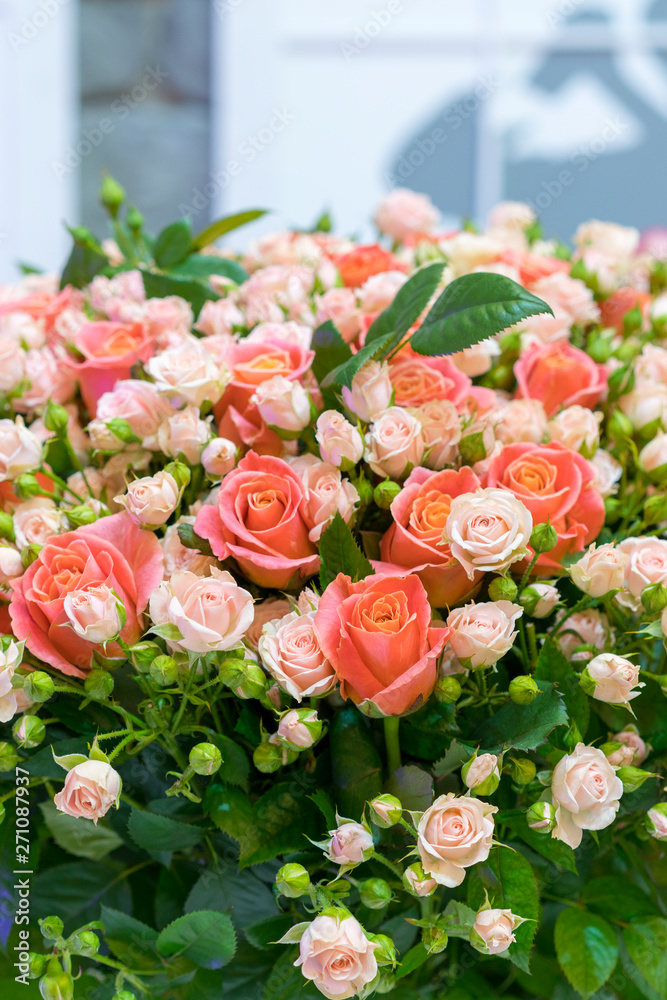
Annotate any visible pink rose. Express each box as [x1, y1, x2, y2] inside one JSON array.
[[610, 728, 648, 766], [54, 760, 121, 824], [258, 608, 335, 701], [161, 520, 217, 579], [146, 338, 228, 407], [514, 341, 607, 417], [359, 271, 407, 313], [582, 653, 643, 707], [326, 820, 374, 866], [201, 437, 237, 477], [277, 708, 319, 748], [149, 567, 254, 654], [473, 908, 523, 955], [553, 609, 613, 664], [445, 488, 533, 579], [13, 346, 77, 414], [495, 399, 548, 446], [364, 406, 424, 479], [0, 337, 25, 393], [446, 601, 523, 669], [195, 297, 244, 336], [316, 411, 364, 468], [0, 547, 23, 590], [411, 399, 461, 469], [388, 354, 471, 409], [295, 458, 358, 542], [157, 405, 211, 464], [117, 471, 180, 528], [10, 512, 163, 676], [530, 271, 599, 326], [417, 793, 497, 887], [13, 498, 62, 548], [647, 806, 667, 842], [295, 913, 378, 999], [520, 582, 560, 618], [315, 288, 362, 343], [70, 321, 153, 415], [63, 583, 123, 644], [404, 864, 438, 897], [548, 405, 601, 457], [569, 543, 627, 598], [639, 431, 667, 477], [551, 743, 623, 849], [92, 379, 173, 450], [618, 537, 667, 608], [374, 188, 439, 241], [340, 360, 393, 423], [0, 640, 23, 723], [194, 451, 319, 589], [251, 375, 311, 432], [0, 417, 42, 481]]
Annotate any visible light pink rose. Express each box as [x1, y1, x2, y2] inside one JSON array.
[[116, 471, 180, 527], [13, 498, 62, 548], [359, 271, 407, 313], [157, 406, 211, 465], [417, 793, 497, 887], [315, 288, 362, 343], [251, 375, 311, 432], [201, 437, 237, 477], [326, 821, 374, 866], [364, 406, 424, 479], [446, 601, 523, 669], [464, 753, 500, 790], [195, 297, 244, 337], [554, 608, 613, 663], [489, 200, 535, 231], [0, 640, 23, 723], [583, 653, 643, 706], [548, 406, 601, 457], [0, 417, 42, 481], [246, 597, 292, 649], [258, 609, 336, 701], [551, 743, 623, 849], [410, 399, 461, 469], [13, 347, 77, 413], [520, 582, 560, 618], [639, 431, 667, 477], [142, 295, 193, 347], [620, 385, 667, 431], [445, 488, 532, 580], [316, 411, 364, 468], [374, 188, 439, 241], [618, 537, 667, 606], [295, 914, 378, 1000], [63, 584, 123, 644], [404, 865, 438, 897], [473, 908, 522, 956], [647, 807, 667, 842], [149, 567, 254, 654], [341, 360, 393, 423], [161, 520, 217, 579], [589, 449, 622, 499], [0, 337, 26, 392], [494, 399, 548, 446], [94, 380, 173, 450], [610, 727, 648, 766], [146, 338, 228, 407], [0, 547, 23, 590], [298, 458, 359, 542], [54, 760, 121, 824], [531, 271, 600, 326], [277, 708, 318, 748], [570, 543, 627, 598]]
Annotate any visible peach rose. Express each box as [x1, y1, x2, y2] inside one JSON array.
[[570, 543, 627, 598], [54, 760, 121, 824], [157, 406, 211, 465], [63, 583, 123, 644], [295, 913, 378, 1000], [446, 601, 522, 669], [589, 449, 622, 499], [70, 320, 153, 415], [195, 297, 244, 336], [326, 821, 374, 866], [314, 572, 450, 716], [553, 608, 613, 664], [473, 909, 522, 956], [374, 188, 439, 241], [464, 753, 500, 791], [494, 399, 548, 446], [514, 341, 607, 417], [315, 288, 362, 343], [530, 271, 600, 326], [13, 498, 62, 548], [548, 406, 601, 457], [582, 653, 643, 707], [551, 743, 623, 849], [410, 399, 461, 469], [0, 639, 23, 723], [246, 597, 292, 649], [341, 360, 393, 423], [277, 708, 319, 748], [201, 437, 237, 478], [364, 406, 424, 479], [94, 379, 174, 450], [149, 567, 254, 654], [146, 338, 228, 407], [316, 411, 364, 469], [251, 375, 311, 433], [417, 793, 497, 887], [258, 608, 336, 701], [404, 865, 438, 897], [388, 354, 471, 409], [639, 431, 667, 477], [359, 271, 407, 313], [618, 537, 667, 608], [296, 458, 359, 542], [194, 451, 319, 589], [335, 243, 402, 288], [116, 471, 180, 528], [378, 466, 483, 607], [610, 727, 648, 766], [445, 487, 533, 579], [0, 417, 42, 481], [647, 806, 667, 842]]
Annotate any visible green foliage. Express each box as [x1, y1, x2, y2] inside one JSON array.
[[127, 808, 205, 855], [475, 680, 568, 752], [191, 208, 268, 250], [555, 908, 618, 1000], [318, 512, 373, 587], [467, 846, 540, 972], [152, 219, 193, 268], [39, 802, 123, 861], [365, 262, 445, 344], [328, 707, 382, 816], [156, 910, 237, 968]]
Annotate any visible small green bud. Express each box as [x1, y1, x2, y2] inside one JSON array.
[[65, 504, 99, 527], [526, 800, 556, 833], [13, 715, 45, 748], [0, 512, 15, 542], [276, 862, 311, 898], [644, 492, 667, 525], [488, 576, 518, 602], [422, 925, 448, 955], [69, 930, 99, 956], [359, 878, 392, 910], [27, 953, 47, 979], [563, 723, 583, 751], [14, 474, 43, 500], [462, 752, 500, 796], [189, 742, 222, 775], [373, 480, 402, 510], [623, 305, 643, 336], [607, 408, 634, 441], [113, 991, 138, 1000], [21, 543, 42, 569], [39, 916, 64, 940], [604, 497, 621, 524], [43, 401, 70, 436], [403, 861, 436, 896], [23, 671, 55, 703], [607, 361, 635, 400], [84, 669, 114, 700], [150, 655, 179, 687], [39, 957, 73, 1000], [235, 663, 267, 700], [164, 461, 191, 491], [105, 418, 141, 445], [530, 521, 558, 553], [368, 793, 403, 829], [508, 675, 539, 705], [99, 175, 126, 217], [253, 741, 285, 773], [586, 331, 613, 364], [507, 757, 536, 786], [0, 741, 19, 771], [642, 582, 667, 614], [368, 933, 397, 968], [126, 206, 144, 232], [616, 766, 656, 793], [434, 675, 462, 704], [128, 641, 162, 674], [218, 657, 250, 688]]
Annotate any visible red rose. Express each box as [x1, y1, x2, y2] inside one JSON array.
[[314, 572, 450, 716], [9, 512, 163, 676], [194, 451, 319, 589], [514, 341, 607, 417]]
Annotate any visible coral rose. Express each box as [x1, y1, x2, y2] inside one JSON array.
[[314, 572, 450, 716], [70, 321, 153, 415], [194, 451, 319, 589], [551, 743, 623, 849], [258, 608, 336, 701], [54, 760, 121, 824], [417, 793, 497, 887], [295, 913, 378, 1000], [514, 341, 607, 417]]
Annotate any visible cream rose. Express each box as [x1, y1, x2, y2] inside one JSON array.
[[618, 537, 667, 609], [610, 727, 648, 766], [295, 914, 378, 1000], [589, 449, 622, 499], [639, 431, 667, 477], [446, 601, 523, 669], [417, 793, 497, 887], [53, 760, 122, 824], [464, 753, 500, 791], [582, 653, 643, 707], [570, 543, 627, 598], [316, 411, 364, 468], [116, 471, 181, 528], [553, 608, 613, 663], [0, 416, 42, 481], [341, 360, 393, 423], [13, 497, 62, 549], [146, 337, 227, 407], [364, 406, 424, 479], [326, 820, 374, 866], [258, 609, 336, 701], [0, 640, 23, 723], [251, 375, 311, 432], [445, 488, 533, 580], [551, 743, 623, 849], [548, 405, 601, 457], [374, 188, 439, 241], [63, 584, 123, 644], [494, 399, 548, 446], [149, 567, 254, 654], [0, 546, 24, 589], [157, 406, 211, 465], [473, 908, 523, 956], [201, 437, 237, 478], [411, 399, 461, 469]]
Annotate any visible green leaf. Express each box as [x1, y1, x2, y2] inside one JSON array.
[[156, 910, 236, 969], [100, 905, 159, 968], [502, 811, 577, 874], [60, 229, 108, 290], [319, 512, 373, 588], [311, 321, 353, 393], [245, 914, 294, 950], [207, 733, 250, 791], [309, 788, 336, 831], [555, 908, 618, 1000], [39, 802, 123, 862], [192, 209, 268, 250], [386, 765, 433, 811], [177, 521, 214, 557], [329, 706, 382, 817], [365, 262, 445, 344], [127, 808, 204, 856], [623, 919, 667, 998], [432, 739, 476, 778], [410, 273, 553, 356], [31, 861, 132, 929], [320, 330, 395, 389], [142, 270, 218, 319], [186, 869, 278, 930], [467, 845, 540, 972], [475, 680, 568, 753], [535, 642, 589, 736], [395, 943, 429, 979], [262, 948, 321, 999], [582, 877, 659, 922], [171, 253, 248, 285], [153, 219, 193, 268]]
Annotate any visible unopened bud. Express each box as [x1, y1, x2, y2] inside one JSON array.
[[99, 175, 126, 217], [507, 757, 536, 785], [235, 663, 267, 700], [616, 766, 655, 794], [530, 521, 557, 554], [13, 715, 45, 748], [150, 655, 179, 687], [368, 793, 403, 829], [128, 641, 162, 674], [373, 480, 402, 510], [403, 861, 437, 897], [84, 669, 114, 700], [526, 800, 556, 833], [65, 504, 99, 527], [39, 957, 73, 1000], [0, 512, 14, 542], [434, 675, 462, 705], [126, 206, 144, 232], [69, 930, 99, 956], [23, 671, 55, 703], [21, 543, 42, 569], [14, 474, 43, 500], [422, 925, 448, 955], [488, 576, 518, 602], [359, 878, 392, 910], [642, 582, 667, 614], [189, 742, 222, 775], [253, 741, 285, 774], [277, 708, 321, 749], [27, 953, 47, 979], [646, 802, 667, 841], [644, 492, 667, 525], [112, 993, 137, 1000], [105, 418, 141, 445], [607, 408, 634, 442], [276, 862, 311, 898], [508, 675, 538, 705], [458, 430, 487, 465], [218, 657, 249, 688], [368, 933, 397, 968], [39, 917, 64, 940], [462, 752, 500, 796], [164, 461, 191, 491], [43, 401, 70, 436]]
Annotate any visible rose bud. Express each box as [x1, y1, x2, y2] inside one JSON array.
[[276, 862, 311, 898], [43, 400, 70, 436], [150, 655, 179, 687], [526, 800, 556, 833], [326, 819, 374, 867], [253, 741, 286, 773], [69, 930, 100, 956], [488, 576, 519, 603], [13, 715, 45, 748], [530, 521, 558, 553], [434, 675, 462, 704], [423, 925, 449, 955], [63, 583, 124, 645], [646, 803, 667, 841], [295, 913, 379, 998], [368, 793, 403, 829], [201, 437, 237, 478], [373, 479, 402, 510], [610, 726, 648, 766], [235, 663, 267, 701], [403, 862, 438, 897], [341, 359, 393, 422], [53, 760, 122, 824], [217, 657, 249, 688], [570, 543, 627, 597], [39, 916, 64, 940], [0, 742, 19, 771], [23, 671, 55, 704], [129, 641, 162, 674], [315, 411, 364, 469], [0, 801, 4, 825], [642, 582, 667, 614], [509, 675, 539, 705], [368, 932, 397, 968], [359, 878, 392, 910], [520, 582, 560, 618], [0, 512, 15, 541], [471, 907, 524, 955], [580, 653, 643, 707], [113, 992, 137, 1000], [507, 757, 536, 785], [0, 417, 43, 481], [616, 766, 655, 794], [189, 742, 222, 775], [27, 953, 47, 979], [39, 957, 73, 1000], [84, 669, 114, 700], [277, 708, 321, 749], [116, 471, 181, 528], [66, 504, 101, 527], [462, 753, 501, 796], [599, 741, 635, 767], [251, 375, 311, 435]]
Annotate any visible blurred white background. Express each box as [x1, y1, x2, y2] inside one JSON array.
[[2, 0, 667, 280]]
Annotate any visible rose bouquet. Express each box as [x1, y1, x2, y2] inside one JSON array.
[[1, 180, 667, 1000]]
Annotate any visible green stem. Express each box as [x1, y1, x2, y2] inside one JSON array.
[[373, 851, 404, 880], [384, 716, 401, 774], [171, 661, 198, 734], [517, 552, 539, 594]]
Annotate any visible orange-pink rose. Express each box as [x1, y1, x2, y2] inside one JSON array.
[[514, 341, 608, 417], [70, 321, 154, 415]]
